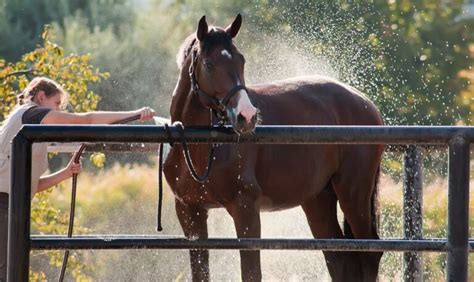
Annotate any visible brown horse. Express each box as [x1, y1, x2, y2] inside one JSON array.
[[164, 14, 384, 282]]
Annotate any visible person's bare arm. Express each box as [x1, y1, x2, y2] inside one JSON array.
[[41, 107, 155, 124], [35, 157, 81, 194]]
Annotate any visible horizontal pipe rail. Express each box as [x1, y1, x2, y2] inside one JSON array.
[[20, 125, 474, 144], [47, 142, 452, 153], [29, 236, 474, 252], [48, 142, 162, 153]]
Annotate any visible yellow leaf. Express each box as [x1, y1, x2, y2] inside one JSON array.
[[90, 152, 106, 168]]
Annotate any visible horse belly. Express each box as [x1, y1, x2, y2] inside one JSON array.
[[255, 144, 338, 211]]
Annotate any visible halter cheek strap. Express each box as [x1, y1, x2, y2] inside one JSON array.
[[220, 84, 247, 110]]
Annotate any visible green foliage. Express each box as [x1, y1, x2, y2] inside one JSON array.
[[3, 1, 471, 125], [0, 25, 108, 121], [2, 0, 474, 127], [0, 0, 134, 61], [368, 0, 473, 125], [241, 0, 474, 125], [458, 46, 474, 124]]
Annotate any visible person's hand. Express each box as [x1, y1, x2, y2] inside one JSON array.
[[136, 107, 156, 122], [65, 155, 82, 178]]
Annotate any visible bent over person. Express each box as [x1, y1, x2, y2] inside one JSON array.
[[0, 77, 155, 280]]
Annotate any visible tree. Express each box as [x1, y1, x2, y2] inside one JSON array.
[[457, 45, 474, 124], [0, 25, 108, 121], [0, 25, 108, 280], [0, 0, 134, 61], [368, 0, 473, 125]]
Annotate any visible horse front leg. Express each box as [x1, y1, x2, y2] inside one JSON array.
[[226, 187, 262, 282], [175, 199, 209, 281]]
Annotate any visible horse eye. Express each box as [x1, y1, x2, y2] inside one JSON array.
[[203, 61, 214, 71]]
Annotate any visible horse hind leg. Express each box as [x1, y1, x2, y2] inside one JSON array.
[[302, 184, 363, 282], [332, 147, 383, 282]]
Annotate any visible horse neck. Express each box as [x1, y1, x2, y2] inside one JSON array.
[[170, 59, 210, 126]]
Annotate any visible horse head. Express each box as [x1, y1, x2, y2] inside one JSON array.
[[189, 14, 258, 134]]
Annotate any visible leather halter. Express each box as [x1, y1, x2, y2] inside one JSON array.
[[188, 48, 247, 125]]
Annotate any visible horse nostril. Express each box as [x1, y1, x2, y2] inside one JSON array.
[[237, 113, 246, 124]]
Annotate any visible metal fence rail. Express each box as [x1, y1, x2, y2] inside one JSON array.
[[16, 124, 474, 144], [8, 125, 473, 282], [29, 236, 474, 252]]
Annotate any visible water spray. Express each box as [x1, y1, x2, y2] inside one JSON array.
[[58, 114, 141, 282]]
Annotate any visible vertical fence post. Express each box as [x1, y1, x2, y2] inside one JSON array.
[[447, 137, 470, 282], [7, 133, 31, 282], [403, 145, 423, 281]]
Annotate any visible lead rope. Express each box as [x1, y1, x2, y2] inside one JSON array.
[[177, 122, 216, 183], [177, 108, 218, 183], [156, 122, 174, 232], [156, 110, 219, 231], [58, 114, 141, 282], [157, 143, 164, 232]]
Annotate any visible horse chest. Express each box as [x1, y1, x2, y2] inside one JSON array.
[[164, 145, 244, 206], [163, 149, 217, 206]]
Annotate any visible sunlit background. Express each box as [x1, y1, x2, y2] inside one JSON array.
[[1, 0, 473, 281]]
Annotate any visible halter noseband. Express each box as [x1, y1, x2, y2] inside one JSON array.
[[189, 48, 247, 125]]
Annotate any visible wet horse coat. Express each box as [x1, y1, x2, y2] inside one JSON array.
[[164, 15, 384, 282]]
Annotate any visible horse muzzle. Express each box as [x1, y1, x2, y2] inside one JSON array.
[[227, 107, 258, 135]]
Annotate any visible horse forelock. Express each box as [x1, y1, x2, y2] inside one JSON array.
[[201, 27, 232, 53], [176, 27, 233, 70]]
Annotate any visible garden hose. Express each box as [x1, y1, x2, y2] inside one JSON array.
[[58, 114, 141, 282]]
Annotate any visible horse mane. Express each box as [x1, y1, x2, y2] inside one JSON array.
[[176, 27, 233, 70]]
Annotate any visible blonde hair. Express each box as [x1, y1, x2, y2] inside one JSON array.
[[17, 77, 68, 109]]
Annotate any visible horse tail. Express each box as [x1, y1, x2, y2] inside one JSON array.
[[343, 163, 381, 238], [371, 164, 381, 236]]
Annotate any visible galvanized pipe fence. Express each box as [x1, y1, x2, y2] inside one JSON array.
[[7, 125, 473, 281]]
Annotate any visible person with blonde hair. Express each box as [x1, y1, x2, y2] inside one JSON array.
[[0, 77, 155, 280]]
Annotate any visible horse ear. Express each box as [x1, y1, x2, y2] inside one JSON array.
[[197, 15, 208, 41], [225, 14, 242, 38]]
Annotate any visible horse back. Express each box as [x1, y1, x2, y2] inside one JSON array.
[[248, 75, 383, 126]]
